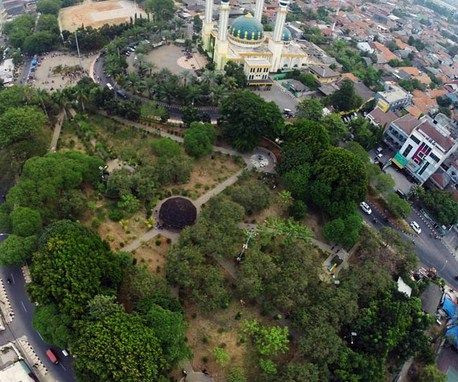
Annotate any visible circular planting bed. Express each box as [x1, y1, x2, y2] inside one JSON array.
[[159, 197, 197, 230]]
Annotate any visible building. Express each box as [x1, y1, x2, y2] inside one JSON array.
[[366, 106, 398, 129], [201, 0, 309, 82], [308, 65, 340, 84], [375, 82, 412, 111], [0, 342, 35, 382], [0, 59, 14, 86], [391, 118, 457, 184]]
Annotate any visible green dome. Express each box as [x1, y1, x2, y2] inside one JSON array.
[[282, 27, 292, 41], [230, 13, 264, 41]]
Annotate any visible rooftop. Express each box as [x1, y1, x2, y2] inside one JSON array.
[[309, 65, 339, 79], [378, 83, 410, 103], [417, 121, 455, 153], [420, 282, 442, 314], [367, 107, 398, 127], [391, 114, 421, 135]]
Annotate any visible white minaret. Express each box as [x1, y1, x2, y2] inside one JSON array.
[[202, 0, 214, 51], [273, 0, 289, 42], [269, 0, 289, 72], [214, 0, 230, 69], [254, 0, 264, 22], [218, 0, 230, 42]]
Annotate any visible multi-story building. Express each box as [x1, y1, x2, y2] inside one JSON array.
[[375, 82, 412, 111], [383, 114, 421, 150], [391, 118, 457, 184]]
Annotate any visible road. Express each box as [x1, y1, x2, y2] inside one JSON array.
[[0, 235, 76, 382], [92, 55, 220, 121], [360, 202, 458, 290]]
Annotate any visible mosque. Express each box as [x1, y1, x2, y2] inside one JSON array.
[[201, 0, 310, 84]]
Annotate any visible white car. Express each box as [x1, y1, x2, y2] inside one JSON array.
[[410, 221, 422, 234], [359, 201, 372, 215]]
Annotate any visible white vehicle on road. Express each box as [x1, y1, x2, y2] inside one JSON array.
[[359, 201, 372, 215], [410, 221, 422, 234]]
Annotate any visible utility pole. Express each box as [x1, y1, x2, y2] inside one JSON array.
[[74, 30, 82, 68]]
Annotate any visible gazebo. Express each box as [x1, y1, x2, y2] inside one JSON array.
[[159, 197, 197, 230]]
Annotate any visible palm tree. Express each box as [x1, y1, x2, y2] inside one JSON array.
[[74, 87, 88, 113]]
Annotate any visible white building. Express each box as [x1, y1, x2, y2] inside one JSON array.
[[392, 118, 457, 184], [0, 59, 14, 86], [375, 82, 412, 111], [201, 0, 309, 82]]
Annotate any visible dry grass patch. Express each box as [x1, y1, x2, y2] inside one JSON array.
[[131, 235, 170, 276]]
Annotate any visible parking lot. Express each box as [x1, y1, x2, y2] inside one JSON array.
[[255, 81, 299, 114]]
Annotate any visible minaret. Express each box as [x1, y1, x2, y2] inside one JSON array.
[[269, 0, 289, 72], [214, 0, 230, 69], [254, 0, 264, 22], [202, 0, 214, 51], [273, 0, 289, 42], [218, 0, 230, 42]]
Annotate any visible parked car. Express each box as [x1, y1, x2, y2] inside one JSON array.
[[410, 221, 421, 234], [46, 349, 58, 364], [106, 83, 113, 91], [359, 201, 372, 215]]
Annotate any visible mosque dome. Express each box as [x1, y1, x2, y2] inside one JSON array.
[[282, 27, 292, 41], [229, 13, 264, 41]]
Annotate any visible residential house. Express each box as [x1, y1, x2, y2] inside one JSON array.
[[375, 82, 412, 111], [384, 114, 421, 150], [372, 41, 398, 64], [366, 107, 398, 129], [308, 65, 340, 84]]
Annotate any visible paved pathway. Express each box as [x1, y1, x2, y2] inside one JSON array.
[[49, 110, 66, 152]]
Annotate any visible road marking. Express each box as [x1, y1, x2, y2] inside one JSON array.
[[60, 363, 67, 371], [10, 273, 14, 284], [36, 331, 44, 341], [20, 301, 27, 312]]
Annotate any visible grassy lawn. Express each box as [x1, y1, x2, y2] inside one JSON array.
[[131, 234, 171, 276]]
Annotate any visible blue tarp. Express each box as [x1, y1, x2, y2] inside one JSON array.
[[442, 297, 457, 319], [446, 325, 458, 348]]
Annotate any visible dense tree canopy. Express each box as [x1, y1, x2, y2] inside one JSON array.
[[183, 122, 216, 158], [28, 220, 125, 316], [414, 187, 458, 226], [330, 79, 363, 112], [220, 90, 284, 151], [0, 106, 46, 148], [309, 147, 368, 217]]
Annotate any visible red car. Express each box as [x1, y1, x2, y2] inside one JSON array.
[[46, 349, 58, 364]]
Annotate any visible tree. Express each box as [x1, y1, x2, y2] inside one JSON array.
[[220, 90, 284, 151], [386, 192, 411, 218], [145, 0, 175, 21], [0, 234, 36, 265], [322, 113, 348, 144], [281, 362, 320, 382], [309, 147, 368, 217], [192, 15, 202, 33], [418, 364, 446, 382], [349, 117, 382, 150], [28, 220, 125, 316], [242, 320, 289, 357], [282, 166, 310, 200], [36, 0, 61, 14], [183, 122, 216, 158], [10, 207, 42, 236], [72, 309, 166, 382], [36, 14, 59, 34], [32, 304, 71, 348], [0, 106, 46, 148], [224, 62, 247, 88], [181, 105, 202, 127], [414, 187, 458, 226], [296, 98, 323, 121], [151, 138, 182, 158], [226, 178, 271, 214], [139, 302, 191, 366], [323, 212, 363, 248], [154, 155, 192, 186], [227, 367, 247, 382], [330, 79, 363, 112]]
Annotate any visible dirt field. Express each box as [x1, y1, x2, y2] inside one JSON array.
[[131, 235, 170, 276], [59, 0, 146, 32]]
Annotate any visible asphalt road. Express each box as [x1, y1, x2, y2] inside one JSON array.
[[360, 203, 458, 290], [0, 235, 76, 382]]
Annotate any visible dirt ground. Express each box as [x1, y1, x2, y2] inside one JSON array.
[[183, 301, 267, 382], [127, 44, 207, 75], [32, 51, 96, 91], [59, 0, 146, 32], [170, 153, 243, 200], [131, 235, 170, 276]]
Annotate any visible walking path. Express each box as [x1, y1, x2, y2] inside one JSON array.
[[49, 110, 66, 152]]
